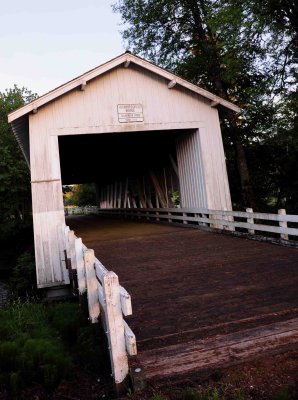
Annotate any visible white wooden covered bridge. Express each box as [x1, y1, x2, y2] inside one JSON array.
[[8, 51, 239, 289], [8, 52, 298, 388]]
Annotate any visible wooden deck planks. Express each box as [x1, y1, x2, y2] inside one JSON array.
[[140, 318, 298, 380], [67, 216, 298, 381]]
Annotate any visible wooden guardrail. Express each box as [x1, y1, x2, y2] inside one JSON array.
[[65, 206, 99, 215], [95, 207, 298, 241], [62, 224, 137, 387]]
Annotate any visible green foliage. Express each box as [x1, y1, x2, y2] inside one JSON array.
[[75, 325, 109, 373], [169, 189, 180, 207], [149, 394, 168, 400], [177, 386, 249, 400], [0, 300, 71, 394], [9, 251, 37, 299], [47, 302, 107, 373], [63, 183, 97, 206], [208, 388, 220, 400], [274, 387, 291, 400], [47, 302, 82, 345], [231, 389, 247, 400], [0, 86, 37, 240], [182, 389, 205, 400]]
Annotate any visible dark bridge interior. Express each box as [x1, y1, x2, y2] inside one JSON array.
[[58, 129, 188, 186]]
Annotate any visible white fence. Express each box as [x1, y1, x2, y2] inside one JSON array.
[[62, 224, 137, 385], [66, 206, 99, 215], [95, 207, 298, 241]]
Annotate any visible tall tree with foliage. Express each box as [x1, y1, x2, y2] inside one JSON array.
[[0, 86, 37, 239], [241, 0, 298, 210], [113, 0, 297, 209]]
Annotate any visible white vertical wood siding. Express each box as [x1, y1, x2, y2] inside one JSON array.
[[199, 110, 233, 210], [42, 66, 206, 134], [29, 116, 67, 287], [177, 131, 208, 208]]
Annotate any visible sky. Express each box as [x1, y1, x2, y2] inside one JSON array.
[[0, 0, 125, 95]]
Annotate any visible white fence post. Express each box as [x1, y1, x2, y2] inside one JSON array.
[[278, 209, 289, 240], [67, 230, 78, 291], [102, 271, 128, 385], [246, 208, 255, 235], [75, 237, 86, 295], [58, 224, 70, 284], [68, 230, 77, 270], [84, 249, 100, 323]]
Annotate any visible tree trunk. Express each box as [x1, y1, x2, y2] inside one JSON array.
[[229, 124, 258, 210]]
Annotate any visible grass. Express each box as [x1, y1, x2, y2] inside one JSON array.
[[126, 380, 297, 400]]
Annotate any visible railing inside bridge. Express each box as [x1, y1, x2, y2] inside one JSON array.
[[62, 224, 137, 386], [66, 205, 99, 215], [67, 206, 298, 242]]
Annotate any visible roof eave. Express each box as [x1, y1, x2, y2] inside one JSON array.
[[8, 52, 241, 123]]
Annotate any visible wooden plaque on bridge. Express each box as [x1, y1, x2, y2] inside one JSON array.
[[117, 104, 144, 123]]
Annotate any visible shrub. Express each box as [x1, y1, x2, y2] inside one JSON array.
[[0, 300, 71, 394], [9, 251, 38, 299], [182, 389, 205, 400], [47, 302, 82, 345]]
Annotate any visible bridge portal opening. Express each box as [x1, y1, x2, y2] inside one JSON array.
[[58, 129, 193, 209]]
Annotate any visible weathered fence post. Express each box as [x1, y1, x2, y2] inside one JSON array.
[[278, 209, 289, 241], [64, 226, 72, 277], [68, 230, 77, 270], [67, 230, 78, 291], [246, 208, 255, 235], [57, 224, 70, 284], [102, 271, 128, 389], [75, 237, 86, 295], [84, 249, 100, 323]]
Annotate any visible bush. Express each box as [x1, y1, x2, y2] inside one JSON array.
[[9, 251, 38, 299], [0, 300, 71, 394], [75, 325, 109, 373], [47, 302, 82, 345]]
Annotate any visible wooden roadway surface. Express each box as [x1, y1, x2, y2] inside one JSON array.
[[67, 215, 298, 382]]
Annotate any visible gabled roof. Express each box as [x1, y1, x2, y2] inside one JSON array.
[[8, 52, 241, 124]]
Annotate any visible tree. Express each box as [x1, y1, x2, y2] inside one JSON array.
[[248, 91, 298, 212], [0, 86, 37, 239], [113, 0, 297, 209], [63, 184, 97, 207]]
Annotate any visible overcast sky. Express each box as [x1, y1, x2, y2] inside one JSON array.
[[0, 1, 125, 95]]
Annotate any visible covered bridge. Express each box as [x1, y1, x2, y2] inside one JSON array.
[[8, 52, 240, 289]]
